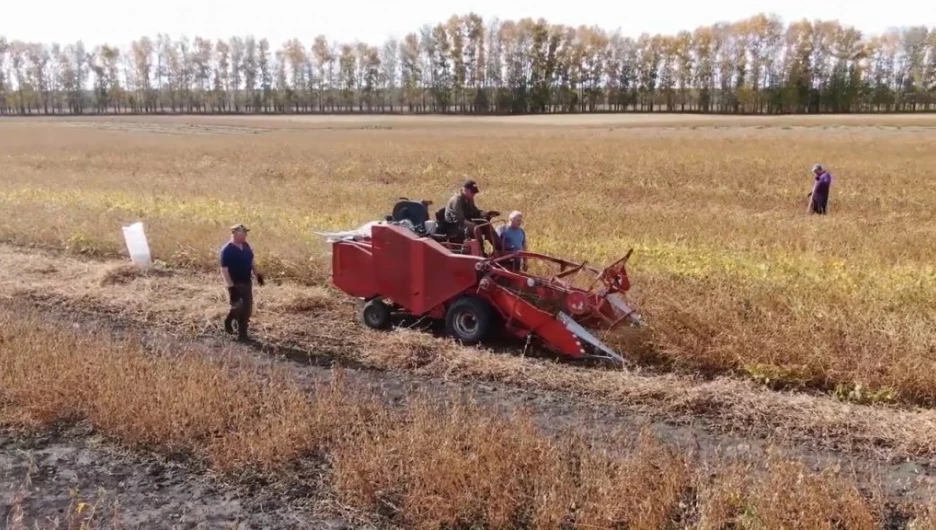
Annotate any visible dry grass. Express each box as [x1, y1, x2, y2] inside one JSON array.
[[0, 311, 352, 475], [0, 304, 900, 529], [333, 415, 693, 530], [911, 503, 936, 529], [696, 454, 882, 529], [0, 115, 935, 403], [3, 236, 936, 462]]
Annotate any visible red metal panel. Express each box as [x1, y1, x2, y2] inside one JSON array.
[[331, 241, 378, 299], [371, 224, 482, 315], [483, 284, 585, 359]]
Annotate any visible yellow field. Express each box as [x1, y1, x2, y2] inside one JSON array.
[[1, 304, 898, 529], [1, 114, 935, 406]]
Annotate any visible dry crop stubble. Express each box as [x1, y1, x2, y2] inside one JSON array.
[[4, 244, 936, 461], [0, 116, 935, 406], [0, 304, 915, 529]]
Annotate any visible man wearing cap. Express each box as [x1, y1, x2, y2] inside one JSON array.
[[220, 224, 264, 342], [807, 164, 833, 215], [444, 180, 498, 241]]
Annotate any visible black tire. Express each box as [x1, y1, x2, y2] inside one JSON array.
[[362, 299, 392, 330], [445, 296, 494, 345]]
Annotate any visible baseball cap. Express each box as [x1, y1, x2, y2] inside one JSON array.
[[230, 223, 250, 233], [464, 180, 480, 192]]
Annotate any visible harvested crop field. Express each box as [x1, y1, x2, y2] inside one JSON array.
[[2, 114, 936, 528]]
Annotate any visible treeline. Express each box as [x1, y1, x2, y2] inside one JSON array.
[[1, 13, 935, 116]]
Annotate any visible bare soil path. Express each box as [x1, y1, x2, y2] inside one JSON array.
[[1, 242, 935, 525], [1, 430, 361, 530]]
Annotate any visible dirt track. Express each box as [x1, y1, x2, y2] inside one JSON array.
[[1, 430, 361, 530], [1, 300, 934, 527], [3, 243, 936, 452], [1, 241, 935, 523]]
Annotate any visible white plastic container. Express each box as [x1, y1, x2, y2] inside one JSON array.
[[122, 221, 152, 269]]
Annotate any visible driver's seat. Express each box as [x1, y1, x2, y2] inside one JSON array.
[[391, 199, 429, 225], [389, 199, 432, 234], [433, 207, 457, 239]]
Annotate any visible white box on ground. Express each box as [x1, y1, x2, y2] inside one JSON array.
[[122, 221, 152, 269]]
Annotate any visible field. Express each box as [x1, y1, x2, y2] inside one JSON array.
[[2, 113, 936, 528]]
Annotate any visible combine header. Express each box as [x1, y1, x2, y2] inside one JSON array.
[[321, 199, 643, 367]]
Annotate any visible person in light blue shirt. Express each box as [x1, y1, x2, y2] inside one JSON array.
[[497, 211, 528, 271]]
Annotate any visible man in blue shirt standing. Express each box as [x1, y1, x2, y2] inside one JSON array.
[[221, 224, 264, 342], [497, 210, 528, 272]]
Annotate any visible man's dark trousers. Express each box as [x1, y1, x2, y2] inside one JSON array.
[[226, 282, 253, 340], [810, 193, 828, 214]]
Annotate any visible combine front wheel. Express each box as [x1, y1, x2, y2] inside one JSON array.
[[445, 296, 493, 345]]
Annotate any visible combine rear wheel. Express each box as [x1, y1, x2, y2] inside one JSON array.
[[361, 299, 392, 330], [445, 296, 493, 345]]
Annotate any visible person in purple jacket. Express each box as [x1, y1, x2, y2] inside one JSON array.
[[807, 164, 833, 215]]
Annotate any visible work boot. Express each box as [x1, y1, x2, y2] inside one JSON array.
[[236, 320, 250, 342]]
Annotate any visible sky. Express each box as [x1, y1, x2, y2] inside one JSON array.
[[5, 0, 934, 51]]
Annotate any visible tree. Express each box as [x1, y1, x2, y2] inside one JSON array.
[[282, 38, 307, 112], [463, 13, 485, 112], [0, 37, 8, 114], [25, 42, 51, 113], [243, 36, 258, 112], [674, 31, 693, 111], [311, 35, 333, 111], [924, 30, 936, 109], [213, 39, 230, 112], [130, 37, 154, 112], [338, 43, 356, 111], [380, 38, 399, 111], [1, 13, 933, 116], [258, 38, 272, 112], [400, 33, 421, 112], [430, 23, 452, 112], [228, 36, 245, 112], [896, 27, 929, 110], [155, 34, 172, 111]]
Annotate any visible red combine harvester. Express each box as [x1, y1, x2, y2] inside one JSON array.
[[322, 199, 643, 367]]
